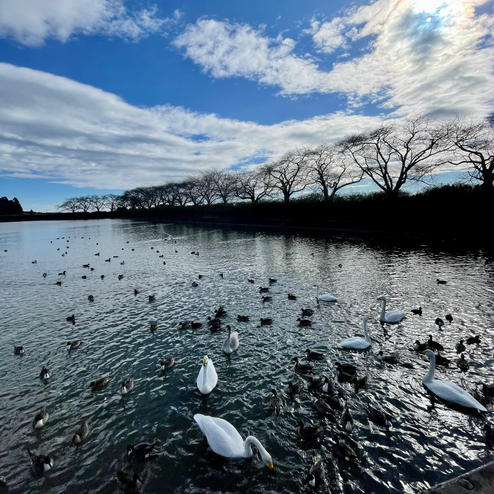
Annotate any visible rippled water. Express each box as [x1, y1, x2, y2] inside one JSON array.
[[0, 219, 493, 494]]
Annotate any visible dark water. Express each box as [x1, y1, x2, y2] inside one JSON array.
[[0, 219, 492, 494]]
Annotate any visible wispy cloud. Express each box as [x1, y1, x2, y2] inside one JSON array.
[[173, 0, 493, 118], [0, 0, 180, 46], [0, 63, 384, 190]]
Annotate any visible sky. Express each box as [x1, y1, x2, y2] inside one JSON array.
[[0, 0, 492, 211]]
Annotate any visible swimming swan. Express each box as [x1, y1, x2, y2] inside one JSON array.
[[421, 349, 486, 412], [316, 286, 337, 303], [194, 414, 273, 469], [338, 317, 372, 350], [377, 296, 405, 324], [223, 326, 239, 354], [197, 356, 218, 394]]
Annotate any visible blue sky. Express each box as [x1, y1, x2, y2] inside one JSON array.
[[0, 0, 492, 211]]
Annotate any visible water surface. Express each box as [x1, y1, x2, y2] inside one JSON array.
[[0, 219, 492, 493]]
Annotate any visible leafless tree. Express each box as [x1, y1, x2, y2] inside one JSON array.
[[234, 169, 273, 203], [340, 117, 452, 199], [307, 145, 363, 201], [197, 171, 220, 205], [263, 149, 312, 204], [87, 195, 106, 212], [210, 170, 236, 204], [101, 194, 121, 211], [447, 120, 494, 190], [58, 198, 79, 213]]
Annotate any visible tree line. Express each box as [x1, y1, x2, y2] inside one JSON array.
[[58, 117, 493, 213]]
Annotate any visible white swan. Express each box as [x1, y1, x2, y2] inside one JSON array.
[[338, 317, 372, 350], [421, 350, 487, 412], [196, 356, 218, 394], [194, 413, 273, 469], [223, 326, 239, 354], [316, 285, 337, 302], [377, 296, 405, 324]]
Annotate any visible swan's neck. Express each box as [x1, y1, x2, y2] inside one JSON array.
[[316, 286, 320, 297], [363, 319, 370, 341], [380, 298, 386, 320], [202, 364, 208, 386], [244, 436, 269, 461], [423, 354, 435, 383]]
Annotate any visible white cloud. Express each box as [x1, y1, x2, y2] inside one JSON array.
[[0, 0, 177, 46], [173, 1, 493, 118], [0, 63, 384, 191]]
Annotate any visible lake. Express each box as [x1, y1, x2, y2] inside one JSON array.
[[0, 219, 492, 493]]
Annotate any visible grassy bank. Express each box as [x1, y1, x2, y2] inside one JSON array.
[[1, 185, 492, 246]]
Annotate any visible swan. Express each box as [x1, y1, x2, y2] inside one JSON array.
[[338, 317, 372, 350], [223, 326, 239, 354], [194, 413, 273, 469], [377, 296, 405, 324], [196, 356, 218, 394], [315, 286, 337, 302], [421, 350, 486, 412]]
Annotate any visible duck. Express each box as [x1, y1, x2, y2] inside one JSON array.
[[89, 376, 111, 391], [191, 321, 202, 329], [269, 278, 277, 284], [377, 296, 405, 324], [72, 419, 89, 444], [316, 286, 337, 303], [377, 351, 398, 364], [342, 408, 354, 432], [306, 455, 329, 490], [298, 318, 312, 327], [292, 357, 314, 374], [191, 281, 199, 287], [307, 374, 325, 391], [287, 293, 297, 300], [333, 436, 359, 466], [127, 442, 159, 461], [118, 274, 124, 280], [366, 405, 392, 429], [39, 367, 50, 380], [259, 286, 269, 293], [223, 325, 239, 354], [301, 308, 314, 317], [247, 279, 255, 283], [421, 349, 486, 412], [67, 340, 82, 352], [148, 295, 155, 302], [482, 383, 494, 398], [100, 275, 105, 280], [197, 356, 218, 394], [435, 318, 444, 329], [287, 380, 304, 399], [42, 272, 47, 278], [260, 318, 272, 326], [215, 306, 227, 318], [335, 362, 357, 382], [321, 377, 334, 394], [445, 313, 453, 323], [237, 315, 249, 322], [338, 317, 372, 350], [353, 374, 368, 393], [457, 354, 469, 372], [179, 320, 192, 330], [160, 357, 175, 371], [313, 396, 337, 418], [456, 340, 466, 354], [14, 345, 24, 356], [32, 408, 49, 429], [28, 450, 53, 476], [427, 335, 444, 352], [436, 279, 447, 284], [411, 307, 422, 316], [88, 295, 94, 302], [66, 314, 75, 324], [55, 281, 62, 286], [262, 296, 272, 303], [134, 288, 139, 296], [434, 353, 450, 367], [116, 470, 142, 491], [270, 389, 284, 416], [466, 335, 480, 345], [121, 377, 134, 395], [193, 414, 273, 468], [305, 349, 324, 361], [296, 420, 322, 442], [207, 317, 222, 332]]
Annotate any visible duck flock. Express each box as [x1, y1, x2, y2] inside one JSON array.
[[1, 227, 493, 493]]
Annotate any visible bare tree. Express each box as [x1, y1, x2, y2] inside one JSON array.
[[307, 145, 363, 201], [234, 169, 273, 203], [210, 170, 236, 204], [102, 194, 121, 211], [58, 198, 79, 213], [263, 149, 312, 204], [88, 195, 106, 212], [447, 120, 494, 191], [340, 117, 452, 199], [197, 171, 220, 205]]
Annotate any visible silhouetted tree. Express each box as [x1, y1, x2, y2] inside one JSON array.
[[234, 170, 273, 203], [0, 196, 23, 214]]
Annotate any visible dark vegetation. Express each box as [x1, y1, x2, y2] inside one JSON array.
[[0, 196, 22, 214]]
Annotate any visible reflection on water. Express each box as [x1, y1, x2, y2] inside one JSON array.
[[0, 219, 492, 494]]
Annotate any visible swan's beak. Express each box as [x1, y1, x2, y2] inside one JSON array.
[[420, 350, 426, 355], [203, 357, 208, 366], [267, 462, 274, 470]]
